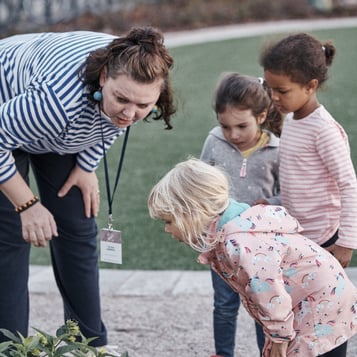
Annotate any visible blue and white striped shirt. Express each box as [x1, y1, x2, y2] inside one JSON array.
[[0, 31, 125, 184]]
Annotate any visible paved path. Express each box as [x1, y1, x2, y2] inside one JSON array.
[[29, 266, 213, 296], [164, 17, 357, 47], [29, 265, 357, 297]]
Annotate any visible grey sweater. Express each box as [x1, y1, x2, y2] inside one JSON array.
[[200, 126, 280, 205]]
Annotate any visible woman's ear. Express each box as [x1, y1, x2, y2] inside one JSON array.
[[99, 67, 107, 87]]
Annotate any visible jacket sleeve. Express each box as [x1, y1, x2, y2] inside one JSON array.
[[200, 134, 215, 165], [317, 122, 357, 249]]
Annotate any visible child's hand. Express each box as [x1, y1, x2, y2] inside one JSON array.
[[269, 341, 288, 357], [253, 199, 269, 205], [325, 244, 353, 268]]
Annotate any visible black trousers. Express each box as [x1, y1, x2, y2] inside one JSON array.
[[0, 149, 107, 346], [318, 341, 347, 357]]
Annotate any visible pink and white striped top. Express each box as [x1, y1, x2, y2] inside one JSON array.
[[279, 105, 357, 248]]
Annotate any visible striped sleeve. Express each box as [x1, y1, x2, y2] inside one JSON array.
[[316, 121, 357, 248], [0, 151, 16, 184], [0, 31, 117, 182], [77, 134, 121, 172], [0, 84, 69, 181]]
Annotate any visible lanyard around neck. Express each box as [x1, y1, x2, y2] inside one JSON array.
[[100, 120, 130, 229]]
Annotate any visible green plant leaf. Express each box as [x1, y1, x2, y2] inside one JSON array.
[[0, 341, 12, 352], [0, 329, 21, 343], [55, 325, 68, 338], [37, 345, 53, 355], [9, 343, 26, 356], [0, 341, 12, 357], [32, 327, 56, 343], [69, 350, 93, 357], [78, 336, 98, 345], [23, 335, 41, 350], [54, 343, 88, 357]]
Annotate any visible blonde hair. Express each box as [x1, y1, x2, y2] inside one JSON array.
[[148, 158, 230, 252]]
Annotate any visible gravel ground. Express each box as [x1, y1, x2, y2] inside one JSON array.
[[29, 291, 259, 357], [29, 290, 357, 357]]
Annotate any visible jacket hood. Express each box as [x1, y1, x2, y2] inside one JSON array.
[[218, 203, 302, 239]]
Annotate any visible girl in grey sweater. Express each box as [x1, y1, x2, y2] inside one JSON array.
[[200, 72, 283, 357]]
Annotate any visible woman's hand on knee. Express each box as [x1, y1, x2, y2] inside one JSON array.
[[58, 165, 100, 218], [20, 203, 58, 247]]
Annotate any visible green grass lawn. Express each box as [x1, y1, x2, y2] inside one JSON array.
[[30, 26, 357, 269]]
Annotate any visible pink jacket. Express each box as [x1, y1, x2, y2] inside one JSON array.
[[199, 204, 357, 356]]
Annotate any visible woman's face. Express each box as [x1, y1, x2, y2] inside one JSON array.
[[100, 72, 163, 128]]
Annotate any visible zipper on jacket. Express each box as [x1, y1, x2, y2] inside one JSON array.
[[240, 158, 247, 177]]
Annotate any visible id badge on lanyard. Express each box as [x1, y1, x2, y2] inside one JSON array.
[[99, 124, 130, 265], [100, 215, 122, 264]]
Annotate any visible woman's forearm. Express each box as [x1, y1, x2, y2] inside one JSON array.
[[0, 172, 37, 209]]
